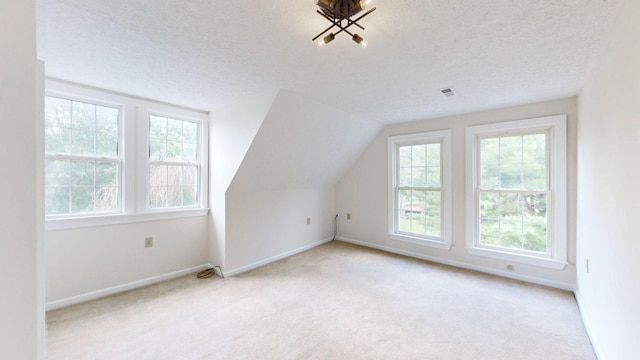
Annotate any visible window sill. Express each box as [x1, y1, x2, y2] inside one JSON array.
[[45, 208, 210, 231], [466, 246, 567, 270], [388, 233, 452, 250]]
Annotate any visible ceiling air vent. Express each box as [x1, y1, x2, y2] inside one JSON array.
[[440, 88, 456, 97]]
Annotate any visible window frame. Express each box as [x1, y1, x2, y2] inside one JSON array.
[[44, 80, 209, 231], [44, 94, 124, 218], [144, 111, 205, 211], [465, 115, 567, 269], [388, 130, 452, 250]]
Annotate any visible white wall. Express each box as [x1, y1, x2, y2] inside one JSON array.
[[45, 216, 209, 308], [0, 0, 44, 358], [336, 98, 578, 289], [225, 187, 335, 273], [208, 90, 278, 268], [576, 0, 640, 358], [224, 90, 382, 272]]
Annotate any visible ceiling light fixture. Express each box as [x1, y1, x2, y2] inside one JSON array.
[[312, 0, 376, 47]]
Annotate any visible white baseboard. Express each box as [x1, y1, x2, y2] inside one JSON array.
[[574, 290, 604, 360], [223, 237, 333, 277], [46, 264, 213, 311], [336, 237, 574, 291]]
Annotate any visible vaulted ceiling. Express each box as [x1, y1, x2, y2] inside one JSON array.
[[37, 0, 621, 124]]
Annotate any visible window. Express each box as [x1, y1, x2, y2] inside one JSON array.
[[148, 115, 200, 209], [388, 130, 452, 250], [44, 96, 120, 216], [466, 115, 567, 269], [44, 80, 209, 230]]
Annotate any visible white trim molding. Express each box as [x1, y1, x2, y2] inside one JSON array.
[[46, 264, 213, 311], [387, 129, 452, 250], [337, 237, 573, 291], [223, 237, 333, 277]]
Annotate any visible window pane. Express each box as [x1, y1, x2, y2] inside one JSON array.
[[426, 166, 440, 187], [479, 191, 548, 253], [166, 140, 182, 161], [426, 143, 440, 166], [183, 143, 198, 163], [522, 134, 546, 163], [480, 138, 500, 164], [148, 115, 201, 209], [167, 165, 182, 186], [45, 159, 70, 186], [479, 219, 500, 247], [183, 166, 198, 186], [149, 139, 166, 161], [183, 121, 198, 143], [149, 187, 167, 208], [149, 116, 167, 139], [72, 101, 96, 131], [500, 193, 522, 220], [479, 192, 499, 221], [71, 186, 94, 213], [500, 136, 522, 164], [167, 118, 183, 141], [523, 223, 547, 252], [95, 186, 117, 212], [182, 187, 197, 206], [71, 129, 95, 155], [45, 187, 69, 215], [480, 163, 499, 189], [411, 145, 426, 167], [96, 162, 117, 186], [45, 97, 72, 128], [45, 126, 71, 154], [523, 194, 547, 224], [149, 165, 167, 187], [412, 166, 427, 187], [167, 187, 183, 207], [500, 163, 522, 189], [399, 146, 411, 168], [399, 168, 411, 187], [71, 161, 94, 186], [522, 163, 545, 190], [425, 191, 441, 237]]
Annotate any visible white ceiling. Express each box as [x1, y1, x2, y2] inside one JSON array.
[[37, 0, 622, 124]]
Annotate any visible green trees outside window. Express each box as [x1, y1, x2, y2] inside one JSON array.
[[44, 96, 119, 216], [478, 133, 548, 253]]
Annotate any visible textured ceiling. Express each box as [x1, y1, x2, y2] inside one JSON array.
[[37, 0, 622, 124]]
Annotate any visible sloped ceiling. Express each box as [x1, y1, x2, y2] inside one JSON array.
[[228, 90, 383, 192], [37, 0, 621, 124]]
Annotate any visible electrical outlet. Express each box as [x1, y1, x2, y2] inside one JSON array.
[[347, 213, 351, 220], [306, 217, 311, 225], [145, 237, 153, 248]]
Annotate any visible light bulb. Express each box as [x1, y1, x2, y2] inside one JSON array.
[[352, 34, 368, 48], [319, 33, 335, 47]]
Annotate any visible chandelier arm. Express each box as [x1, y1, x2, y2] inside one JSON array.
[[312, 22, 338, 41], [316, 10, 365, 31], [350, 7, 376, 24], [330, 20, 356, 38], [346, 18, 365, 31]]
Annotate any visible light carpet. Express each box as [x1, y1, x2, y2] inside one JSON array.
[[46, 241, 595, 359]]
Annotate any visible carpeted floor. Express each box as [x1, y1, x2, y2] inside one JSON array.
[[46, 241, 595, 359]]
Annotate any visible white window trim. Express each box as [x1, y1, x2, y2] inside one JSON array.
[[388, 130, 452, 250], [44, 79, 209, 231], [465, 115, 567, 270], [137, 107, 209, 213], [43, 94, 125, 218]]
